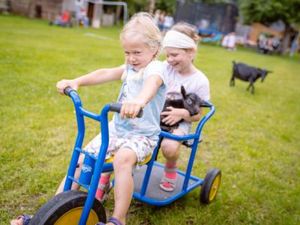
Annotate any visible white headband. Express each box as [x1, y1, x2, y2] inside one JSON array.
[[162, 30, 197, 49]]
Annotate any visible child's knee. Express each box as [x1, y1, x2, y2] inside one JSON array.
[[162, 148, 179, 159], [161, 140, 180, 157], [113, 149, 137, 170], [161, 139, 179, 151]]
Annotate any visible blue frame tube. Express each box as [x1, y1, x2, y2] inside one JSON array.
[[79, 105, 111, 225], [62, 90, 114, 225], [64, 91, 85, 191], [139, 139, 162, 196]]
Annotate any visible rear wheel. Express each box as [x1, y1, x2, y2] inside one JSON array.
[[29, 190, 106, 225], [200, 168, 221, 204]]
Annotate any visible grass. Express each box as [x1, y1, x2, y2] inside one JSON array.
[[0, 15, 299, 225]]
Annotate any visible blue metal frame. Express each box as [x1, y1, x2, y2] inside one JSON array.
[[63, 90, 215, 224], [133, 103, 215, 206]]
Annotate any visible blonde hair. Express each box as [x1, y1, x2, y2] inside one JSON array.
[[120, 12, 161, 51], [171, 22, 200, 45]]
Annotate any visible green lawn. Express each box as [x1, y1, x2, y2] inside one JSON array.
[[0, 15, 299, 225]]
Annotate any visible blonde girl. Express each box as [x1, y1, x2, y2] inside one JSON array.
[[11, 12, 165, 225]]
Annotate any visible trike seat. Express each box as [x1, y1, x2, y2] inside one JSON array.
[[104, 152, 153, 165]]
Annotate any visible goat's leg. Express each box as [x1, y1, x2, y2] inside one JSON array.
[[230, 75, 235, 86], [246, 81, 255, 94], [247, 78, 254, 92], [251, 84, 255, 94], [246, 83, 251, 91]]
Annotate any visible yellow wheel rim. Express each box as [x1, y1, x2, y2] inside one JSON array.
[[208, 174, 221, 202], [54, 207, 99, 225]]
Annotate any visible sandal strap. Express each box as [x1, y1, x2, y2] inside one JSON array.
[[160, 176, 177, 192], [108, 217, 123, 225], [17, 215, 32, 225], [161, 176, 176, 185]]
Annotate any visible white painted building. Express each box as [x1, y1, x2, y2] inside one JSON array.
[[7, 0, 127, 27]]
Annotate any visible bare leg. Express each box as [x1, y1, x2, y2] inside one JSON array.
[[110, 149, 137, 225], [160, 129, 184, 191], [161, 129, 184, 163]]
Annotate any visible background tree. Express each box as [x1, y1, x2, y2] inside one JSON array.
[[241, 0, 300, 53], [184, 0, 238, 4], [126, 0, 147, 15], [149, 0, 156, 14], [124, 0, 176, 15], [155, 0, 176, 14]]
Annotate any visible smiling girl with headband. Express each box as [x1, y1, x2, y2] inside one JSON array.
[[160, 22, 210, 192]]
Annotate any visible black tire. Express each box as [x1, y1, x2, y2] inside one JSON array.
[[200, 168, 221, 204], [29, 190, 106, 225]]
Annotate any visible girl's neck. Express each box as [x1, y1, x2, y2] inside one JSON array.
[[179, 64, 197, 76]]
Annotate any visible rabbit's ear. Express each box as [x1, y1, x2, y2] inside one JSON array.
[[181, 85, 187, 98]]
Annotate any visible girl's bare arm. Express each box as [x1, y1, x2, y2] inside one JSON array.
[[56, 66, 124, 94], [120, 74, 163, 118]]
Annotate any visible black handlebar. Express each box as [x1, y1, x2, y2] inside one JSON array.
[[109, 103, 122, 114], [200, 102, 211, 108], [63, 86, 75, 96], [109, 103, 143, 118]]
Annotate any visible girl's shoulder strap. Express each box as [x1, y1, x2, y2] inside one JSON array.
[[121, 64, 145, 81], [121, 64, 129, 80]]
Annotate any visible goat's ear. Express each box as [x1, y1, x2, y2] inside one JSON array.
[[181, 85, 187, 98], [266, 70, 273, 73]]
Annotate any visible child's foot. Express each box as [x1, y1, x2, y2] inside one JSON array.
[[160, 164, 177, 192], [10, 215, 32, 225], [160, 174, 177, 192], [96, 217, 123, 225]]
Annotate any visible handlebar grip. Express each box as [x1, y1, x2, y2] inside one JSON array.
[[64, 86, 75, 96], [200, 102, 210, 108], [109, 103, 143, 118], [200, 101, 212, 108]]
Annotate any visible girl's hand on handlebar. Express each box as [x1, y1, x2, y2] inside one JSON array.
[[56, 79, 79, 94], [120, 101, 144, 119]]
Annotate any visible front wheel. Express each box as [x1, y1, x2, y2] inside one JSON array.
[[29, 190, 106, 225], [200, 168, 221, 204]]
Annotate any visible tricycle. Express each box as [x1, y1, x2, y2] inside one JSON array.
[[29, 87, 221, 225]]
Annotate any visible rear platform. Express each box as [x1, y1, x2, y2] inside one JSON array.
[[132, 162, 203, 206]]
